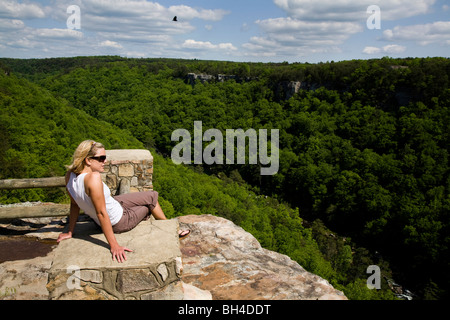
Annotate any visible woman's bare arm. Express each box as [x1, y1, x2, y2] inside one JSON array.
[[57, 172, 80, 242], [85, 172, 132, 262]]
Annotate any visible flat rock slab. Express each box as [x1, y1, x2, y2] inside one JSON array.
[[48, 219, 183, 300], [51, 219, 180, 271], [106, 149, 153, 162]]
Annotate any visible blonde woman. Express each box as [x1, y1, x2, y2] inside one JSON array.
[[57, 140, 189, 263]]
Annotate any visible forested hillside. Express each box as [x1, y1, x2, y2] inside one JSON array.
[[0, 67, 143, 202], [0, 56, 449, 299]]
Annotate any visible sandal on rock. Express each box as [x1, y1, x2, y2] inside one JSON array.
[[178, 229, 190, 239]]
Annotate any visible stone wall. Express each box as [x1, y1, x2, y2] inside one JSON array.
[[102, 149, 153, 195], [46, 257, 184, 300]]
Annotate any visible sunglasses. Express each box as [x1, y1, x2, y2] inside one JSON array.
[[89, 155, 107, 162]]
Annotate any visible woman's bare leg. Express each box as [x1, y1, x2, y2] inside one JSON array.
[[151, 201, 190, 238], [150, 201, 167, 220]]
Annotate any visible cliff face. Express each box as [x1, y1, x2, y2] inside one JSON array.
[[178, 215, 347, 300]]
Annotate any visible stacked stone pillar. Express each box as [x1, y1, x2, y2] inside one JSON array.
[[102, 149, 153, 195]]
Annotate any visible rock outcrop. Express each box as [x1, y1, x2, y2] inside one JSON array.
[[0, 253, 53, 300], [178, 215, 347, 300], [186, 73, 254, 86], [0, 214, 347, 300]]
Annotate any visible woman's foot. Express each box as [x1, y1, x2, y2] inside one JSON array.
[[178, 229, 190, 239]]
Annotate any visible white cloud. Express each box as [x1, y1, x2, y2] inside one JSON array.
[[72, 0, 227, 34], [0, 26, 83, 55], [383, 44, 407, 53], [243, 37, 278, 51], [100, 40, 123, 49], [97, 32, 171, 44], [33, 28, 83, 40], [78, 2, 191, 35], [218, 43, 237, 50], [243, 0, 437, 60], [0, 0, 45, 19], [243, 17, 362, 58], [273, 0, 436, 21], [63, 0, 230, 56], [183, 39, 216, 50], [256, 17, 362, 41], [383, 21, 450, 45], [363, 44, 406, 55], [167, 5, 229, 21], [0, 18, 24, 31], [182, 39, 237, 51], [362, 46, 382, 54], [0, 0, 231, 59]]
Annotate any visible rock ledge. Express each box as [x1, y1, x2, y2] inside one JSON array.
[[178, 215, 347, 300], [1, 214, 347, 300]]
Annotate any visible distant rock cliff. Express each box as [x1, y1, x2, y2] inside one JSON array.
[[186, 73, 254, 86], [185, 73, 317, 100]]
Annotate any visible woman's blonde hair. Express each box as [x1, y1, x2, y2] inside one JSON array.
[[66, 140, 105, 174]]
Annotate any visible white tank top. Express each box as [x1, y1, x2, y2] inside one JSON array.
[[66, 172, 123, 226]]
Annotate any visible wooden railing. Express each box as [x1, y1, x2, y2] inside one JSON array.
[[0, 177, 65, 189], [0, 177, 70, 221]]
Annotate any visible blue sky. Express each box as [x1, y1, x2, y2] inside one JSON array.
[[0, 0, 449, 62]]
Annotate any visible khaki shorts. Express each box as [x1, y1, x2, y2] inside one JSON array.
[[112, 191, 159, 234]]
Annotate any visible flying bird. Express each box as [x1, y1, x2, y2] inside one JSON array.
[[173, 16, 177, 21]]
